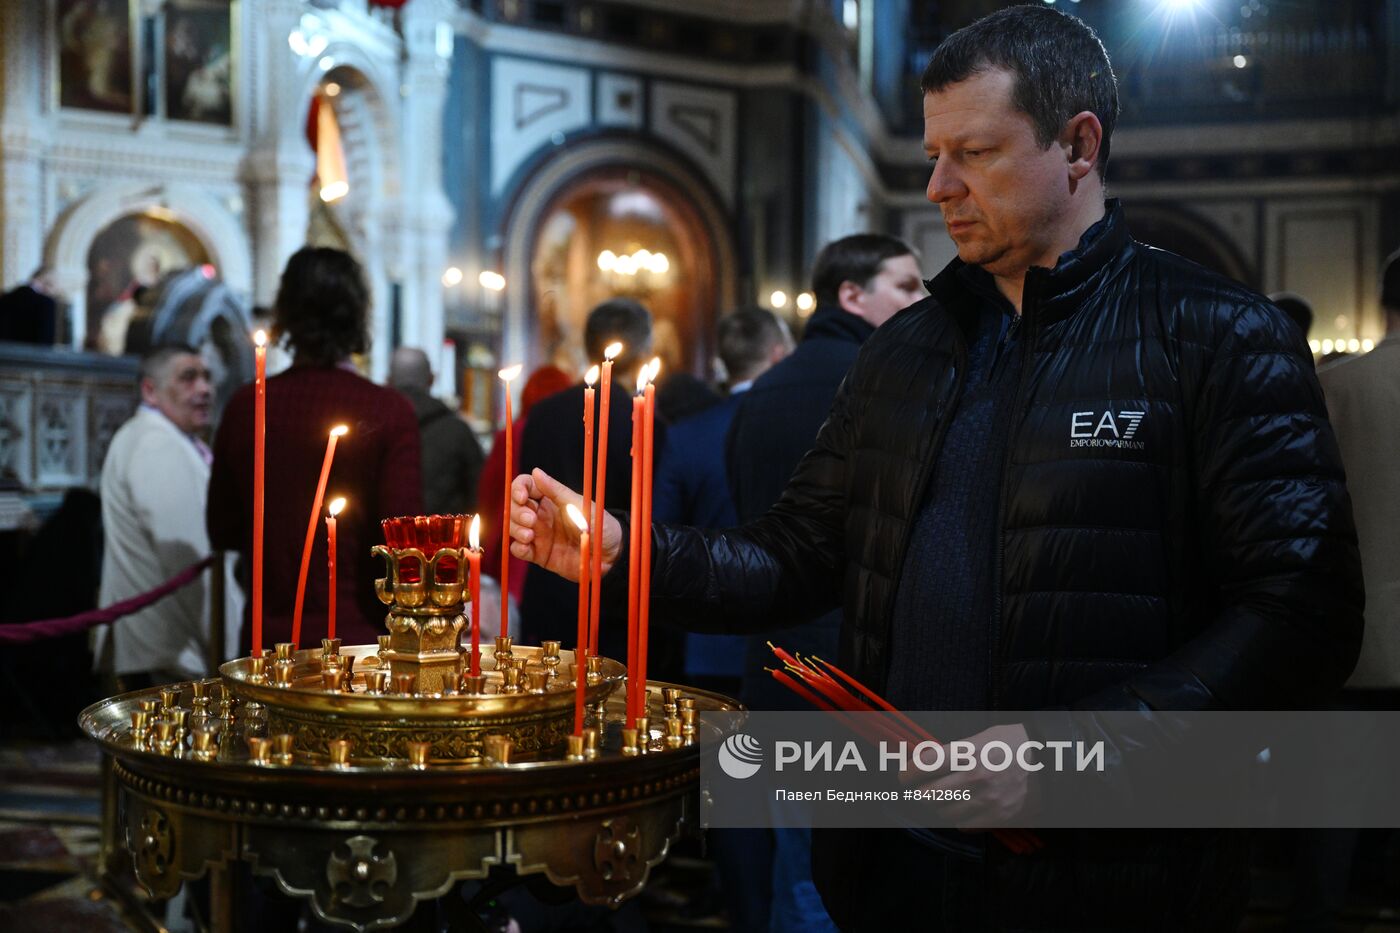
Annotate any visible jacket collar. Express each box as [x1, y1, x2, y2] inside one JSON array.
[[925, 199, 1131, 327], [802, 304, 876, 346]]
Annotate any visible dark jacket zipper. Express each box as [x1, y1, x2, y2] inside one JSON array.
[[989, 283, 1040, 712]]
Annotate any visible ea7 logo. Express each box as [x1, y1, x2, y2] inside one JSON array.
[[1069, 410, 1146, 450]]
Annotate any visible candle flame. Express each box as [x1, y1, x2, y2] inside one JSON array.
[[469, 513, 480, 549], [328, 497, 346, 517], [636, 367, 648, 393], [253, 329, 267, 348], [603, 342, 623, 361], [564, 502, 588, 533], [329, 424, 349, 437], [498, 364, 522, 382], [647, 357, 662, 382], [585, 365, 599, 386]]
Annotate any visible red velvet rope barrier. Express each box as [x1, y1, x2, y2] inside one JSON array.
[[0, 556, 215, 646]]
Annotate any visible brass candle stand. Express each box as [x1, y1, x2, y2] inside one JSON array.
[[81, 513, 740, 930]]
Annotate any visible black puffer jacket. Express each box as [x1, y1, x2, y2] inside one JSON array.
[[629, 202, 1364, 928]]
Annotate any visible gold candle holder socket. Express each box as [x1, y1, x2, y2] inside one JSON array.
[[152, 720, 176, 753], [321, 670, 341, 691], [321, 653, 340, 673], [191, 728, 217, 755], [159, 688, 180, 710], [635, 717, 650, 753], [566, 734, 586, 761], [621, 728, 639, 757], [406, 741, 431, 769], [541, 640, 562, 679], [680, 707, 697, 741], [328, 739, 351, 766], [321, 637, 342, 657], [483, 734, 512, 765], [138, 698, 160, 715], [275, 642, 294, 661], [662, 687, 681, 705], [459, 673, 487, 695], [494, 635, 513, 655], [272, 733, 294, 764], [337, 670, 355, 693], [665, 717, 684, 749], [243, 736, 267, 764], [249, 656, 267, 682], [366, 670, 389, 694], [527, 670, 550, 694], [377, 634, 391, 655], [169, 708, 189, 734], [273, 663, 295, 687], [583, 727, 600, 759], [678, 697, 696, 712], [216, 699, 235, 721], [130, 710, 150, 741], [394, 673, 416, 696], [191, 680, 209, 700], [586, 655, 602, 685], [339, 655, 356, 676]]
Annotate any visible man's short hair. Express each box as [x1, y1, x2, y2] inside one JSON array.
[[921, 5, 1119, 180], [584, 298, 652, 371], [716, 307, 789, 384], [1382, 248, 1400, 311], [139, 344, 199, 387], [811, 234, 917, 308], [388, 347, 433, 392]]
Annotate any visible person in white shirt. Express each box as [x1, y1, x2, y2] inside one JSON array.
[[95, 345, 223, 688]]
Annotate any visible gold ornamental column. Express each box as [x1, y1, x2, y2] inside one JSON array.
[[372, 516, 469, 695]]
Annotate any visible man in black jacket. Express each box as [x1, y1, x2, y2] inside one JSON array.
[[508, 6, 1362, 930]]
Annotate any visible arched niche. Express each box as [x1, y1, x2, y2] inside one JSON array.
[[46, 182, 251, 350], [1122, 202, 1256, 287], [500, 138, 737, 376]]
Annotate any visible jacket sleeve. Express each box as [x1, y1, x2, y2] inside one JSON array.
[[605, 368, 863, 635], [1080, 299, 1363, 712], [651, 431, 688, 526]]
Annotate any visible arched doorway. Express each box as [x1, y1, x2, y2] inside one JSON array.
[[529, 169, 719, 376], [1122, 203, 1255, 286], [502, 139, 737, 380]]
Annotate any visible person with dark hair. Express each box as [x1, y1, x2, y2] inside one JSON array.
[[97, 346, 226, 688], [1269, 291, 1314, 341], [510, 5, 1361, 930], [809, 234, 925, 326], [207, 247, 422, 651], [388, 346, 485, 515], [517, 298, 666, 664], [0, 265, 60, 345]]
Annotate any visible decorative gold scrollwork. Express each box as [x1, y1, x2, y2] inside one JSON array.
[[593, 817, 641, 883], [327, 835, 398, 908], [135, 808, 173, 881]]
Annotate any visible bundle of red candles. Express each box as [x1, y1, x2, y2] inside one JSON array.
[[766, 643, 1043, 855]]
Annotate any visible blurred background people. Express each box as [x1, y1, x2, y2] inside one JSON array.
[[518, 297, 660, 661], [207, 246, 422, 651], [0, 266, 60, 345], [388, 346, 485, 516]]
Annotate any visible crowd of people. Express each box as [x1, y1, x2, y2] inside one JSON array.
[[5, 3, 1394, 930]]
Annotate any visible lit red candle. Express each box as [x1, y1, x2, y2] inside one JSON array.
[[581, 365, 597, 650], [565, 502, 590, 735], [498, 364, 522, 637], [636, 358, 660, 721], [252, 329, 267, 659], [589, 342, 623, 655], [467, 514, 483, 676], [626, 371, 645, 725], [325, 497, 345, 641], [293, 424, 347, 648]]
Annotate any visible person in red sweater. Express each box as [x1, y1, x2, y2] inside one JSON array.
[[208, 247, 422, 651]]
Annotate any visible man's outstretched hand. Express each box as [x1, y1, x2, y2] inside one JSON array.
[[508, 468, 624, 581]]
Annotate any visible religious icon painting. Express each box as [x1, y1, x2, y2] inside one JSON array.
[[163, 0, 233, 125], [56, 0, 136, 114]]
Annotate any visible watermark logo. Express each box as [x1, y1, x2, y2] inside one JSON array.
[[1069, 410, 1145, 450], [718, 732, 764, 780]]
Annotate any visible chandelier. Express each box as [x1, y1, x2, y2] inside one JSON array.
[[597, 248, 671, 293]]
